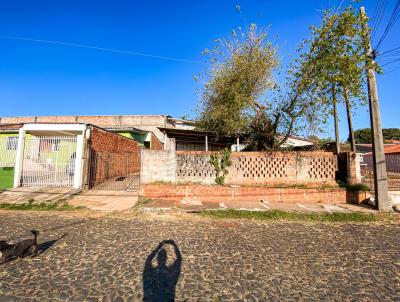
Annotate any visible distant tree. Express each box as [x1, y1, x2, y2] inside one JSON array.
[[353, 128, 400, 144]]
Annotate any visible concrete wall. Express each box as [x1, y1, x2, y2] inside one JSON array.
[[141, 149, 176, 183]]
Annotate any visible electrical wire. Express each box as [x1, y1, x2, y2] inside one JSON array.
[[381, 57, 400, 66], [371, 0, 388, 41], [378, 45, 400, 56], [375, 0, 400, 51], [0, 34, 203, 64]]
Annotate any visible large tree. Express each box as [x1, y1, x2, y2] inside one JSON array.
[[197, 25, 278, 137], [295, 7, 367, 152], [197, 25, 318, 150]]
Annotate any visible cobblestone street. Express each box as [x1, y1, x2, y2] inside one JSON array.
[[0, 211, 399, 301]]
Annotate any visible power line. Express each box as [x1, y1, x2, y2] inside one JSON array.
[[378, 45, 400, 56], [375, 0, 400, 50], [371, 0, 388, 41], [381, 57, 400, 66], [0, 34, 203, 64]]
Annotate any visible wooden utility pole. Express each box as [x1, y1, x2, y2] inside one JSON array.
[[332, 86, 340, 155], [360, 6, 390, 211]]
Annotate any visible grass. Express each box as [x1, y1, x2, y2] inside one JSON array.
[[0, 200, 84, 211], [148, 181, 342, 190], [201, 209, 379, 223]]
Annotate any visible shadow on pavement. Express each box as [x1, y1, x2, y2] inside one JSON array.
[[37, 233, 68, 255], [143, 240, 182, 302]]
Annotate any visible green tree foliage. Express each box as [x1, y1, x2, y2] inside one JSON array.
[[294, 7, 368, 151], [210, 148, 232, 185], [197, 24, 279, 138], [197, 25, 319, 150], [353, 128, 400, 143]]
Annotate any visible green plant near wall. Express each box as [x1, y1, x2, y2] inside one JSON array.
[[210, 148, 232, 185]]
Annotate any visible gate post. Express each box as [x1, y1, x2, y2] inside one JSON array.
[[13, 128, 26, 188], [73, 133, 85, 189]]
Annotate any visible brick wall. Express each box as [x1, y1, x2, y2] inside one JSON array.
[[88, 127, 141, 187], [0, 124, 22, 131], [151, 133, 163, 150], [140, 183, 347, 204]]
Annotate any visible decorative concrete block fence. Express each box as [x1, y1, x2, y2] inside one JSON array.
[[141, 150, 338, 186]]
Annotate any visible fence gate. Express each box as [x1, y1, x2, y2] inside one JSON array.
[[21, 136, 77, 187], [88, 151, 140, 191], [360, 153, 400, 191]]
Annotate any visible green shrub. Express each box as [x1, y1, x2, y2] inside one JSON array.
[[346, 183, 370, 191], [210, 148, 232, 185]]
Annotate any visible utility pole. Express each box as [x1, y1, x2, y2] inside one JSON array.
[[360, 6, 390, 211]]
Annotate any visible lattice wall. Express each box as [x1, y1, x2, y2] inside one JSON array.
[[176, 154, 215, 182], [307, 157, 337, 179], [233, 156, 292, 178], [161, 151, 339, 185]]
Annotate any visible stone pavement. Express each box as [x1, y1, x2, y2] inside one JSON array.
[[0, 211, 399, 301]]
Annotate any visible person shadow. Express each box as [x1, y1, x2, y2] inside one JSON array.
[[142, 240, 182, 302]]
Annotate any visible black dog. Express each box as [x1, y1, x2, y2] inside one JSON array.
[[0, 230, 39, 264]]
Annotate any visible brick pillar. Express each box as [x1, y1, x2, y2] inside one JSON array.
[[347, 151, 358, 185]]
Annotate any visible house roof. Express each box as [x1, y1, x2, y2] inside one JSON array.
[[158, 127, 243, 144], [104, 126, 148, 134], [383, 144, 400, 154], [158, 127, 314, 146], [358, 144, 400, 154]]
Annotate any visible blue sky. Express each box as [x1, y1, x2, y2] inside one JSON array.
[[0, 0, 399, 140]]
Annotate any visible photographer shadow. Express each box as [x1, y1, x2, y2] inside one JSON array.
[[142, 240, 182, 302]]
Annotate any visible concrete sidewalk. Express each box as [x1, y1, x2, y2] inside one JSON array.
[[0, 187, 81, 203], [68, 190, 138, 211], [139, 198, 376, 214], [0, 187, 138, 212]]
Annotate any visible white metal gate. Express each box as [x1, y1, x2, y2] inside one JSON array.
[[0, 136, 18, 168], [21, 136, 77, 187]]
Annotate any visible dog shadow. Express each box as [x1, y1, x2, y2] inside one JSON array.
[[36, 233, 68, 255]]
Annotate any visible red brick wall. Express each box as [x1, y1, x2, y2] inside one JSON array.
[[151, 133, 163, 150], [89, 127, 141, 186], [140, 184, 347, 204], [0, 123, 22, 131]]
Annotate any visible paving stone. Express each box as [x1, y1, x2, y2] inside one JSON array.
[[0, 211, 399, 301]]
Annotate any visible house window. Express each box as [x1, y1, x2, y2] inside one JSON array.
[[6, 137, 18, 150]]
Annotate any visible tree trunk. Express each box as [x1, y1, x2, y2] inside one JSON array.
[[343, 87, 356, 152], [332, 86, 340, 155]]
